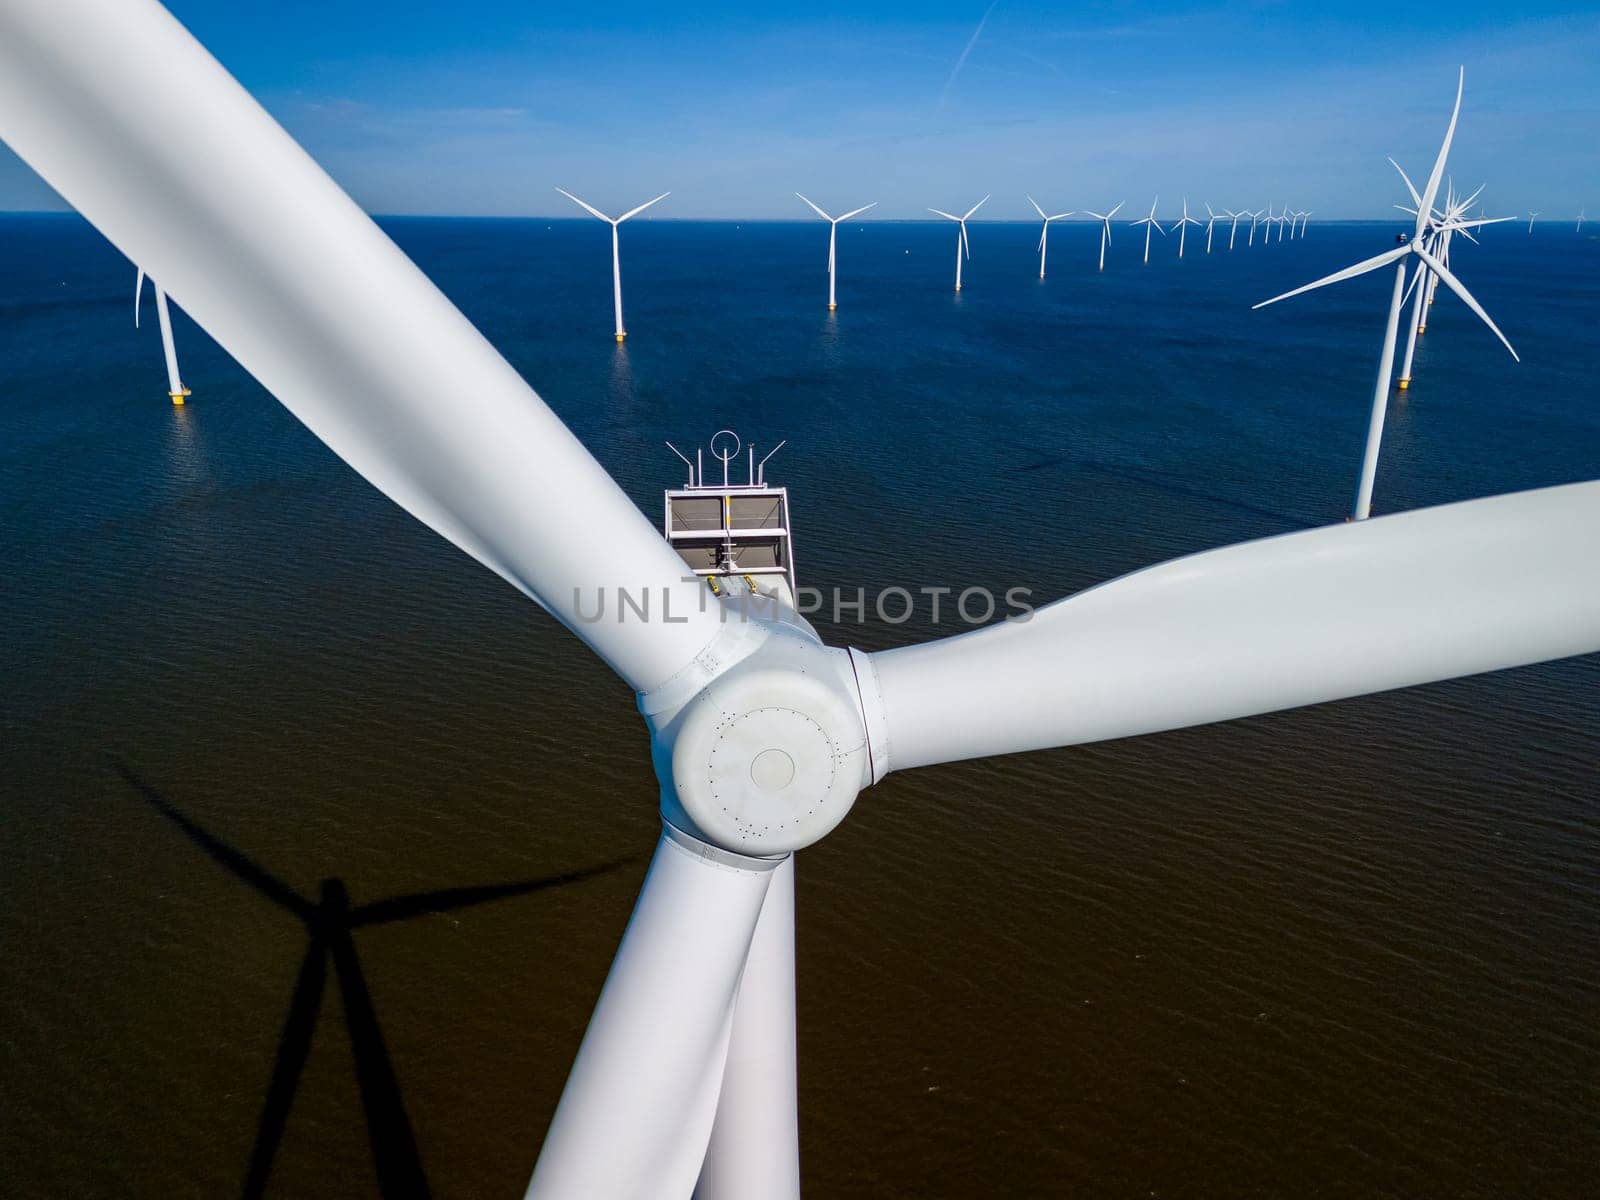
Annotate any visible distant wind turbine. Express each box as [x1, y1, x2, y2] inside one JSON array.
[[1248, 209, 1264, 247], [1254, 67, 1517, 521], [1527, 211, 1540, 232], [1172, 198, 1202, 258], [1225, 209, 1242, 250], [1276, 206, 1289, 243], [1026, 195, 1075, 279], [1204, 203, 1219, 254], [1578, 208, 1586, 232], [1129, 195, 1165, 264], [134, 268, 189, 405], [928, 196, 989, 291], [1083, 202, 1124, 270], [795, 194, 877, 310], [555, 187, 670, 341]]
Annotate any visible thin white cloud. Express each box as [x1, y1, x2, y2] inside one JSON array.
[[939, 0, 999, 109]]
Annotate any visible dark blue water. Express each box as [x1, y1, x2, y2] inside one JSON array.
[[2, 212, 1597, 1198]]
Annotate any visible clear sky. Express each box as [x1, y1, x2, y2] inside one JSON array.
[[2, 1, 1595, 220]]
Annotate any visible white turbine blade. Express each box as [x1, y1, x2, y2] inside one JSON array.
[[1026, 194, 1047, 219], [617, 191, 670, 223], [1416, 67, 1464, 237], [961, 221, 971, 259], [1400, 257, 1426, 307], [795, 192, 832, 221], [134, 266, 144, 327], [1154, 221, 1167, 236], [0, 0, 728, 695], [1252, 244, 1410, 309], [1107, 200, 1125, 218], [928, 208, 960, 222], [1083, 210, 1105, 221], [1389, 157, 1422, 208], [963, 194, 990, 220], [1050, 212, 1073, 221], [1413, 244, 1519, 362], [555, 187, 613, 223], [527, 828, 780, 1198], [1458, 181, 1486, 211], [859, 482, 1600, 773], [837, 202, 877, 222]]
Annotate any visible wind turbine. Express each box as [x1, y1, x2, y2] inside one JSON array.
[[1172, 198, 1202, 258], [1129, 195, 1166, 264], [1527, 210, 1540, 232], [1026, 195, 1074, 278], [1225, 208, 1243, 250], [1578, 208, 1586, 233], [927, 196, 988, 291], [1083, 202, 1125, 269], [1275, 206, 1289, 243], [555, 186, 670, 341], [1203, 203, 1219, 254], [1390, 179, 1511, 391], [1297, 210, 1313, 238], [795, 193, 877, 310], [1255, 68, 1518, 521], [112, 759, 626, 1200], [6, 16, 1600, 1200], [134, 267, 190, 404], [1248, 208, 1264, 247]]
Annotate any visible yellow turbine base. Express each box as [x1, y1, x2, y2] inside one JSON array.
[[828, 303, 836, 311], [954, 284, 961, 292], [170, 388, 190, 406], [1397, 378, 1410, 390], [615, 332, 626, 342], [1417, 326, 1425, 335]]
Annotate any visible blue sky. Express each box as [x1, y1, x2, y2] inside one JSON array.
[[2, 1, 1596, 219]]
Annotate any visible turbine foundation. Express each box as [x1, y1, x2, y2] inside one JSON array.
[[170, 388, 190, 406]]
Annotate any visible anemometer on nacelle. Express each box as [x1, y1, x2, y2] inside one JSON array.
[[663, 430, 798, 607]]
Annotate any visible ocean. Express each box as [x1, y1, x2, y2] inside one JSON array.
[[2, 211, 1597, 1197]]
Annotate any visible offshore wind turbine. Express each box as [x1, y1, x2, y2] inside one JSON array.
[[1275, 206, 1289, 242], [1083, 202, 1124, 269], [927, 195, 989, 291], [1172, 198, 1201, 258], [1255, 67, 1518, 521], [1226, 208, 1242, 250], [5, 16, 1600, 1200], [555, 187, 670, 341], [1248, 208, 1264, 247], [1527, 211, 1540, 232], [134, 267, 190, 405], [1579, 208, 1587, 232], [1026, 195, 1074, 278], [795, 194, 877, 311], [1203, 203, 1219, 254], [1129, 195, 1165, 264]]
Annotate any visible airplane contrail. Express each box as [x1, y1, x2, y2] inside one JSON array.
[[939, 0, 999, 108]]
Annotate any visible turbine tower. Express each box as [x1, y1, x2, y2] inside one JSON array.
[[1225, 208, 1242, 250], [134, 267, 190, 405], [1255, 68, 1518, 521], [1083, 202, 1124, 270], [1203, 203, 1219, 254], [1527, 211, 1540, 232], [556, 187, 670, 341], [795, 194, 877, 311], [1130, 195, 1165, 263], [928, 196, 989, 291], [1026, 195, 1074, 279]]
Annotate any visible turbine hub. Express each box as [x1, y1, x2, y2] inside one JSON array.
[[643, 620, 871, 856]]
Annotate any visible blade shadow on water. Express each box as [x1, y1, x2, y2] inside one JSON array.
[[108, 757, 637, 1200]]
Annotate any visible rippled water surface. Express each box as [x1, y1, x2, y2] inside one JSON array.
[[2, 213, 1597, 1197]]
